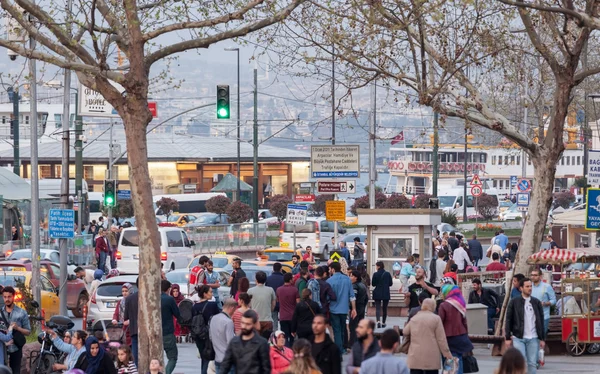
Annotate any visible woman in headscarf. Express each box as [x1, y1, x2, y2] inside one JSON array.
[[112, 283, 133, 346], [170, 284, 188, 342], [438, 284, 474, 374], [83, 336, 117, 374], [269, 330, 294, 374]]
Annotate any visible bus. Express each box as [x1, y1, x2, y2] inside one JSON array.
[[88, 192, 104, 222], [153, 193, 227, 217]]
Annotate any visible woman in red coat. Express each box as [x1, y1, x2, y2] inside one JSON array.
[[111, 283, 133, 346], [269, 330, 293, 374], [170, 284, 188, 342]]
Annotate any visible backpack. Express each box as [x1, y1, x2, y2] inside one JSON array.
[[307, 278, 321, 307], [191, 302, 210, 340]]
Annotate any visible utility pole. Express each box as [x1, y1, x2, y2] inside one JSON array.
[[332, 46, 335, 146], [369, 82, 376, 209], [252, 68, 259, 224], [432, 112, 439, 197], [463, 126, 468, 222], [7, 87, 19, 176], [75, 91, 83, 232], [582, 41, 589, 204], [29, 18, 41, 304], [225, 47, 241, 200], [107, 122, 114, 226], [521, 80, 528, 221]]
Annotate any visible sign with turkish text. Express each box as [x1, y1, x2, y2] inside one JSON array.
[[49, 209, 75, 239], [587, 150, 600, 185], [317, 180, 356, 194], [294, 194, 315, 203], [286, 204, 308, 226], [387, 161, 486, 174], [586, 188, 600, 230], [311, 145, 360, 178], [325, 201, 346, 221]]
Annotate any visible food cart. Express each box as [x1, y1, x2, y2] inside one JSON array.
[[527, 248, 600, 356]]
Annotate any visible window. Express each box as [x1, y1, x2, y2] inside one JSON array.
[[499, 180, 504, 189], [498, 157, 503, 165], [528, 156, 532, 165], [50, 264, 60, 277], [493, 180, 497, 188], [166, 231, 184, 247], [577, 156, 581, 165], [504, 156, 509, 165], [517, 156, 520, 165], [572, 156, 575, 165], [39, 165, 51, 179], [50, 252, 60, 263], [567, 157, 570, 165], [511, 156, 515, 165], [183, 232, 191, 247], [54, 113, 62, 128], [376, 237, 414, 264], [492, 156, 496, 165], [41, 276, 54, 292]]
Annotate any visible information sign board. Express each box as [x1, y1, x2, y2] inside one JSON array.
[[49, 209, 75, 239], [311, 145, 360, 178], [325, 201, 346, 221]]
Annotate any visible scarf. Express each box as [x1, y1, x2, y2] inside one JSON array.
[[84, 337, 105, 374], [119, 283, 133, 319], [170, 284, 185, 304], [441, 284, 466, 317]]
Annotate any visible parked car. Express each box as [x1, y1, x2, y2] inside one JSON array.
[[0, 260, 88, 317], [246, 210, 279, 225], [436, 223, 463, 237], [0, 271, 61, 318], [499, 201, 513, 213], [185, 213, 229, 227], [5, 249, 78, 273], [86, 275, 138, 327], [345, 212, 359, 226], [499, 204, 522, 221], [217, 266, 273, 302], [166, 214, 198, 227]]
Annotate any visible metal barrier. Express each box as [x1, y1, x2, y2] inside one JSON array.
[[185, 223, 267, 254], [1, 234, 95, 266]]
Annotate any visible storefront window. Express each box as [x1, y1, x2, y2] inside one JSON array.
[[375, 237, 414, 276]]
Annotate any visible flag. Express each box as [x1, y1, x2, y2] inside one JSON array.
[[391, 131, 404, 145]]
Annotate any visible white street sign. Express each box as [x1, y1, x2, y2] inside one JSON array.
[[311, 145, 360, 178], [588, 150, 600, 185], [286, 204, 307, 226], [77, 82, 124, 118]]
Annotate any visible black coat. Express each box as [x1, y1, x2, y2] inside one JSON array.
[[311, 334, 341, 374], [291, 300, 321, 339], [77, 353, 117, 374], [467, 239, 484, 260], [371, 269, 392, 300], [505, 296, 546, 341], [220, 332, 271, 374]]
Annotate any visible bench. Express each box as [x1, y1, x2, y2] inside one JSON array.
[[547, 315, 562, 341]]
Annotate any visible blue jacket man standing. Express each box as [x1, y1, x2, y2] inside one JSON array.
[[327, 261, 356, 354]]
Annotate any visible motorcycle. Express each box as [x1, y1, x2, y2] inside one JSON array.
[[29, 300, 75, 374]]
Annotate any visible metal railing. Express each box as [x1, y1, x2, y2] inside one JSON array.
[[1, 233, 95, 266], [185, 222, 267, 254]]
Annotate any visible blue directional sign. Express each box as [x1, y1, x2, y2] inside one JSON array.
[[516, 193, 529, 207], [117, 190, 131, 200], [586, 188, 600, 230], [510, 176, 518, 187], [516, 179, 532, 193], [49, 209, 75, 239]]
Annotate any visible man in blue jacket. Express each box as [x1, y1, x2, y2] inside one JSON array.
[[327, 262, 356, 354]]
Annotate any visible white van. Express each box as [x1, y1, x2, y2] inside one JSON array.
[[117, 227, 194, 274], [153, 193, 227, 219], [279, 217, 346, 259], [438, 187, 500, 219]]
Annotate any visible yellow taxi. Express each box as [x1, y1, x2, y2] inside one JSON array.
[[166, 214, 198, 227], [0, 271, 60, 317], [248, 247, 303, 268], [345, 212, 359, 226], [187, 251, 239, 270]]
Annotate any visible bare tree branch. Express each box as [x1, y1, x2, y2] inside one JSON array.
[[497, 0, 600, 29]]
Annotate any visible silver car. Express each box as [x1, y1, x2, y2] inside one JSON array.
[[86, 275, 138, 326]]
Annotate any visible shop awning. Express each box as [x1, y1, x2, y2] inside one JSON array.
[[527, 247, 600, 265]]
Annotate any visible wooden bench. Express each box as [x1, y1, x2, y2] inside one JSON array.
[[547, 315, 562, 341]]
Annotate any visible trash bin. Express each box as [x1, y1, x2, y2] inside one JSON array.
[[466, 303, 488, 335]]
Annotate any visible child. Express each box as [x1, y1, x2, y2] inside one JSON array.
[[117, 346, 138, 374], [399, 256, 416, 292], [147, 359, 163, 374], [0, 322, 15, 365]]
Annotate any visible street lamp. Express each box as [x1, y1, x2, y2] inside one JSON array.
[[225, 47, 241, 202]]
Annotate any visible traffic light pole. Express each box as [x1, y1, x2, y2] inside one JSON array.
[[8, 87, 20, 176], [253, 68, 259, 224], [107, 122, 113, 227], [59, 65, 71, 316]]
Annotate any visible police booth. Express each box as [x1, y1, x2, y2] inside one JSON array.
[[357, 208, 442, 316]]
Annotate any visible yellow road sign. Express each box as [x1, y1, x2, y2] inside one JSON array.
[[330, 251, 341, 262], [325, 201, 346, 221]]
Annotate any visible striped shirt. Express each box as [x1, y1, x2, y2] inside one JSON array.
[[118, 361, 138, 374]]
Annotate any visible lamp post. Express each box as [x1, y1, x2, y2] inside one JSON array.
[[5, 86, 20, 176], [225, 47, 241, 201]]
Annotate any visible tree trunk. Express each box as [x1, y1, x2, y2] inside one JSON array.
[[121, 97, 162, 373]]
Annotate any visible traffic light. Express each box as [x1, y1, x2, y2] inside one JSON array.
[[216, 85, 230, 119], [104, 179, 116, 207]]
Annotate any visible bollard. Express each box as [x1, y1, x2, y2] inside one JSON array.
[[82, 304, 88, 330]]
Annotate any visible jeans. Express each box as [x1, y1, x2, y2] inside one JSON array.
[[512, 337, 540, 374], [374, 299, 389, 324], [349, 310, 365, 347], [452, 352, 463, 374], [487, 307, 496, 333], [543, 319, 549, 336], [8, 348, 22, 374], [215, 361, 235, 374], [163, 333, 178, 374], [280, 320, 294, 348], [196, 338, 210, 374], [110, 247, 117, 269], [98, 251, 107, 273], [272, 310, 279, 331], [410, 370, 438, 374], [330, 313, 346, 354], [131, 334, 139, 367]]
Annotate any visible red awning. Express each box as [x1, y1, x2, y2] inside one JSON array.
[[527, 248, 600, 265]]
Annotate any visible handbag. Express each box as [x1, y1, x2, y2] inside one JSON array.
[[201, 338, 216, 361], [0, 310, 25, 349], [399, 335, 410, 354], [462, 353, 479, 373]]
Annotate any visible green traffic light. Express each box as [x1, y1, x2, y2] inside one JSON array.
[[218, 108, 229, 118], [106, 196, 114, 205]]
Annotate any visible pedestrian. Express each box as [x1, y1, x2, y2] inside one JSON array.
[[448, 231, 460, 251], [404, 299, 454, 374], [147, 358, 164, 374], [510, 243, 519, 263], [494, 347, 527, 374], [505, 277, 546, 374], [496, 229, 509, 250], [296, 268, 310, 294], [291, 289, 321, 340], [360, 329, 409, 374], [123, 277, 140, 367], [228, 258, 247, 298], [510, 274, 525, 299], [530, 269, 556, 336], [433, 250, 447, 286], [247, 270, 277, 338], [192, 285, 220, 374], [327, 261, 357, 354], [339, 241, 351, 263], [303, 246, 316, 266], [357, 263, 370, 290], [112, 283, 133, 346], [277, 272, 300, 347], [310, 314, 341, 374], [439, 284, 474, 374], [406, 292, 430, 323], [210, 298, 237, 374], [10, 225, 18, 241], [348, 270, 368, 347], [232, 292, 252, 335], [487, 239, 504, 263], [204, 260, 222, 310], [269, 331, 294, 374], [399, 256, 416, 292], [293, 261, 312, 284], [487, 253, 508, 272], [352, 237, 365, 267], [371, 261, 392, 328], [159, 280, 181, 374], [266, 262, 285, 330], [95, 228, 109, 273], [453, 243, 472, 273], [443, 262, 458, 284], [346, 319, 380, 374], [108, 225, 119, 269], [82, 336, 117, 374], [169, 283, 186, 342], [291, 255, 301, 275], [88, 269, 104, 310], [546, 235, 558, 250], [74, 266, 96, 292], [504, 243, 513, 269], [407, 267, 439, 310], [467, 235, 483, 267], [189, 256, 210, 289], [235, 277, 250, 302], [48, 329, 88, 372], [220, 310, 271, 374], [0, 286, 31, 374], [283, 338, 320, 374], [0, 321, 13, 368], [468, 278, 501, 334], [116, 346, 138, 374]]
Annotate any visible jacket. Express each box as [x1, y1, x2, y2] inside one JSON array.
[[311, 334, 341, 374], [95, 236, 109, 255], [468, 288, 500, 309], [467, 239, 483, 260], [438, 302, 468, 338], [347, 337, 379, 374], [269, 346, 293, 374], [352, 281, 368, 312], [220, 332, 271, 374], [291, 300, 321, 338], [371, 269, 393, 300], [317, 278, 337, 313], [123, 292, 139, 336], [403, 310, 451, 370], [505, 296, 546, 341]]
